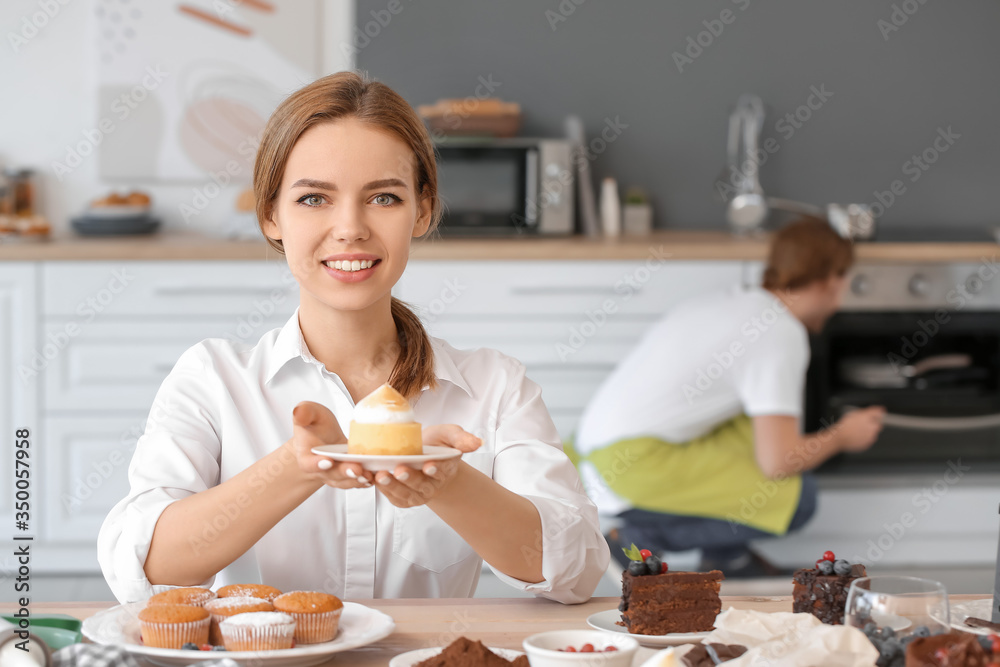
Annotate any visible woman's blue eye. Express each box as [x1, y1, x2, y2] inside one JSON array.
[[297, 194, 324, 207], [372, 193, 402, 206]]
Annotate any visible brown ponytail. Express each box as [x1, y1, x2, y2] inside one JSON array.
[[389, 298, 437, 398], [252, 71, 442, 398]]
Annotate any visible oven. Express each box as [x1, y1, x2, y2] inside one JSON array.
[[805, 261, 1000, 474]]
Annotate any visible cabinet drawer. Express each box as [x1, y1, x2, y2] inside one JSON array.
[[42, 415, 144, 543], [396, 261, 742, 317], [43, 318, 287, 411], [43, 261, 298, 317], [426, 319, 654, 366]]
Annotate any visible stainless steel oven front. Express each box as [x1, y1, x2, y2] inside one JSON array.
[[806, 261, 1000, 474]]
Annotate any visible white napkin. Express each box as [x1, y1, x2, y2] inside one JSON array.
[[700, 608, 878, 667]]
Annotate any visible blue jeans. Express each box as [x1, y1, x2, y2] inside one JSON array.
[[616, 474, 818, 562]]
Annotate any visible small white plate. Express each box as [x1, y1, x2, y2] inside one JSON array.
[[389, 645, 524, 666], [951, 599, 997, 636], [82, 600, 394, 667], [311, 444, 463, 472], [586, 609, 711, 647]]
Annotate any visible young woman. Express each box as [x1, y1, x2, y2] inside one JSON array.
[[98, 72, 608, 604]]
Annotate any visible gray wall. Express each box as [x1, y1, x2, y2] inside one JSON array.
[[355, 1, 1000, 231]]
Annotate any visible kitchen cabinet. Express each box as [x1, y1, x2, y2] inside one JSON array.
[[0, 263, 37, 538]]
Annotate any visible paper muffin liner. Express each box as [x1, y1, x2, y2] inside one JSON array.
[[285, 608, 342, 644], [220, 617, 296, 651], [139, 616, 210, 648], [205, 597, 273, 645]]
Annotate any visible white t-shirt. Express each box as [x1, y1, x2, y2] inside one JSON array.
[[98, 309, 608, 604], [576, 286, 810, 454]]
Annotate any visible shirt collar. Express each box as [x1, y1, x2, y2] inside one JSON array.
[[265, 309, 474, 397]]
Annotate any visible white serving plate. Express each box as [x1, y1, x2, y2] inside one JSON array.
[[586, 609, 710, 647], [82, 601, 394, 667], [311, 444, 463, 472]]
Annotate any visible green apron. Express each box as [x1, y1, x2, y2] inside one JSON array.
[[566, 415, 802, 535]]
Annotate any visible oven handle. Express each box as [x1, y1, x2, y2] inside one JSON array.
[[845, 405, 1000, 431]]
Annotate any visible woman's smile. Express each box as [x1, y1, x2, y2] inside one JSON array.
[[321, 253, 383, 283]]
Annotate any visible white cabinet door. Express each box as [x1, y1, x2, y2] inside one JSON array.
[[43, 318, 288, 412], [41, 415, 145, 543], [0, 263, 37, 536]]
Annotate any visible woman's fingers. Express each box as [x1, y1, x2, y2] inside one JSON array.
[[422, 424, 483, 453], [293, 401, 346, 444]]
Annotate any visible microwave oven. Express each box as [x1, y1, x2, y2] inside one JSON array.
[[433, 137, 574, 236]]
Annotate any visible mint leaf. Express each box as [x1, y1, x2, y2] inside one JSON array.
[[623, 543, 643, 562]]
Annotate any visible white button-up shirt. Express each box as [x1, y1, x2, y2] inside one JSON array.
[[98, 309, 608, 604]]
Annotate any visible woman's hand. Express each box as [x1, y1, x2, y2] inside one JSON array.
[[289, 401, 374, 489], [372, 424, 482, 508]]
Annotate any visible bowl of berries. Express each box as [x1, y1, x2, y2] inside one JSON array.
[[522, 629, 638, 666]]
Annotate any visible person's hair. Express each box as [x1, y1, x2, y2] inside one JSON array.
[[762, 217, 855, 291], [252, 71, 439, 398]]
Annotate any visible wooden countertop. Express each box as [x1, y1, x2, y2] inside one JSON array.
[[0, 230, 997, 262], [4, 595, 989, 665]]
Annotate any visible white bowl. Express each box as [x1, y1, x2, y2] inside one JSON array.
[[523, 629, 639, 667]]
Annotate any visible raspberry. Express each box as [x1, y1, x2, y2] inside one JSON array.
[[639, 549, 652, 560], [823, 551, 836, 561]]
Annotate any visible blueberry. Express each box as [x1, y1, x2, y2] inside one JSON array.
[[644, 555, 662, 575], [901, 635, 916, 645], [181, 643, 199, 650], [817, 560, 834, 575], [211, 645, 226, 651], [913, 625, 930, 638], [863, 622, 878, 637], [882, 638, 902, 658], [880, 626, 896, 640], [979, 635, 993, 651], [628, 560, 649, 576], [833, 559, 852, 576]]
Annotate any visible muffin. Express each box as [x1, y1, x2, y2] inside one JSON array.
[[147, 586, 217, 607], [273, 591, 343, 644], [138, 604, 210, 648], [216, 584, 283, 602], [204, 596, 274, 645], [348, 384, 422, 455], [219, 611, 297, 651]]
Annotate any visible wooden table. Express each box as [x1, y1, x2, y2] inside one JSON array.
[[6, 595, 991, 665]]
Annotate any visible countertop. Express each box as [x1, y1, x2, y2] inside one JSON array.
[[9, 595, 987, 665], [0, 230, 998, 262]]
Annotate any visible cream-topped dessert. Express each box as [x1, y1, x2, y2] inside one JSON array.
[[347, 384, 423, 455]]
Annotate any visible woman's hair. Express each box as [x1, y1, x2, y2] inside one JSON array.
[[253, 71, 440, 398], [762, 217, 855, 291]]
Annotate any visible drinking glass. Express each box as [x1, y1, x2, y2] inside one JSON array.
[[845, 576, 950, 638]]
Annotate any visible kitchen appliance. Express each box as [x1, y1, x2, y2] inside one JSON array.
[[721, 94, 875, 239], [806, 262, 1000, 474], [433, 137, 574, 236]]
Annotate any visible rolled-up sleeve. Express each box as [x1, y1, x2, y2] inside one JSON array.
[[489, 360, 610, 604], [97, 345, 222, 603]]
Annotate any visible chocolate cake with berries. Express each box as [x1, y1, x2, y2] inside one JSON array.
[[791, 550, 866, 625], [618, 545, 724, 635], [904, 631, 997, 667]]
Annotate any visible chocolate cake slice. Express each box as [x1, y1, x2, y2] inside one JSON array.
[[682, 643, 747, 666], [791, 556, 866, 625], [905, 631, 992, 667], [620, 570, 724, 635]]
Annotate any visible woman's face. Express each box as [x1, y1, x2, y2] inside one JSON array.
[[263, 118, 431, 313]]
